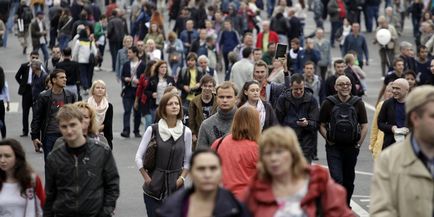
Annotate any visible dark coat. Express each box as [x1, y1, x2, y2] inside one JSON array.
[[262, 100, 279, 131], [145, 75, 176, 109], [121, 61, 146, 98], [275, 90, 319, 158], [102, 103, 113, 149], [377, 98, 403, 149], [176, 67, 203, 100], [15, 62, 31, 95], [156, 187, 251, 217], [55, 59, 80, 85], [30, 19, 47, 48]]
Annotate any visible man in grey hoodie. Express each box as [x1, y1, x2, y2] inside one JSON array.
[[197, 81, 238, 148]]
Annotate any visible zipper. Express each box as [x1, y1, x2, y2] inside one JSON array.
[[74, 155, 79, 213]]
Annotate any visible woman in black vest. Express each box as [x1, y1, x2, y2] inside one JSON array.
[[135, 92, 192, 217]]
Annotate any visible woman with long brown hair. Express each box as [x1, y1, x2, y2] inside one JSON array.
[[0, 139, 45, 216], [210, 106, 260, 200]]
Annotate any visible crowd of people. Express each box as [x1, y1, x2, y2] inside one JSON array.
[[0, 0, 433, 216]]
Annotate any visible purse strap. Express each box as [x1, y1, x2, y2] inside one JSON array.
[[215, 134, 227, 153]]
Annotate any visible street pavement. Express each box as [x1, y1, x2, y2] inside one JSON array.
[[0, 7, 417, 217]]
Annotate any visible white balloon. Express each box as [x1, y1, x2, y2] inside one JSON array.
[[376, 29, 392, 46]]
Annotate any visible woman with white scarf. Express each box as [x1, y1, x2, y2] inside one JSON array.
[[88, 80, 113, 149], [237, 80, 279, 131]]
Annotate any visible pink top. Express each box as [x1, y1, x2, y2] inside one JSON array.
[[211, 134, 259, 200]]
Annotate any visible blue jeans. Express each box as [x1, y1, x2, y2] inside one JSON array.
[[58, 34, 71, 51], [326, 145, 359, 206], [267, 0, 276, 16], [109, 41, 122, 72], [143, 193, 162, 217], [33, 43, 49, 63], [122, 95, 141, 134], [364, 5, 379, 32], [79, 63, 92, 90], [330, 21, 343, 46], [412, 16, 421, 38], [42, 133, 62, 161]]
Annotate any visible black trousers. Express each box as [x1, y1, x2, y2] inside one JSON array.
[[0, 100, 6, 138], [21, 89, 32, 134]]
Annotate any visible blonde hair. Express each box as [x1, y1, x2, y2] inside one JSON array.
[[258, 126, 308, 181], [90, 80, 108, 97], [74, 101, 99, 135]]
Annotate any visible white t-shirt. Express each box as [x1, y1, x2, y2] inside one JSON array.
[[0, 183, 26, 217]]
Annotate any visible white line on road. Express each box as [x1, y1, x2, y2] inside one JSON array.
[[314, 163, 374, 176], [351, 200, 370, 217], [352, 195, 371, 198], [360, 199, 371, 202], [364, 101, 376, 112]]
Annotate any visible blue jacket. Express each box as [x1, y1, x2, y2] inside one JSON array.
[[342, 33, 369, 63], [180, 29, 199, 54], [294, 48, 321, 74], [218, 30, 240, 53]]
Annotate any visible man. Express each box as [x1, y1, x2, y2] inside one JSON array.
[[180, 19, 199, 56], [252, 48, 263, 63], [325, 59, 346, 96], [44, 104, 119, 217], [276, 73, 319, 163], [120, 46, 145, 138], [288, 38, 303, 72], [377, 78, 410, 149], [398, 41, 417, 71], [303, 61, 324, 105], [256, 20, 279, 53], [107, 9, 127, 72], [327, 0, 345, 47], [46, 46, 62, 72], [30, 11, 49, 63], [342, 23, 369, 68], [191, 28, 208, 56], [233, 32, 254, 60], [377, 58, 405, 104], [287, 8, 303, 42], [15, 51, 40, 137], [294, 38, 321, 74], [370, 85, 434, 217], [177, 53, 203, 111], [55, 47, 80, 98], [197, 81, 237, 148], [136, 40, 148, 63], [319, 75, 368, 206], [230, 47, 254, 91], [374, 16, 398, 76], [29, 60, 48, 101], [344, 53, 365, 97], [16, 0, 33, 55], [416, 45, 432, 85], [270, 6, 290, 44], [262, 43, 276, 66], [115, 35, 133, 80], [253, 60, 290, 107], [189, 75, 218, 148], [314, 28, 332, 80], [31, 69, 76, 160], [197, 55, 218, 84]]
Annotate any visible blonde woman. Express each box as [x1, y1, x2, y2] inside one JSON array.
[[88, 80, 113, 149], [244, 126, 353, 217]]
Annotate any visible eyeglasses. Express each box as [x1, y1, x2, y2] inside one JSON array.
[[337, 83, 351, 87]]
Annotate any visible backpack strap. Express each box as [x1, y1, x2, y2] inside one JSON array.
[[346, 96, 361, 106], [326, 95, 340, 105], [151, 124, 158, 138]]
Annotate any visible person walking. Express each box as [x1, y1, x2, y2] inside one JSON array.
[[72, 29, 98, 95], [0, 67, 10, 139], [16, 0, 33, 55], [30, 11, 49, 63], [88, 80, 113, 149]]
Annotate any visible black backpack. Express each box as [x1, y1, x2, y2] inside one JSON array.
[[326, 95, 361, 145], [22, 7, 33, 24]]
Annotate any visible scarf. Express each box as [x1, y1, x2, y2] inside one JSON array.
[[87, 96, 109, 125], [158, 119, 184, 142], [244, 100, 266, 130]]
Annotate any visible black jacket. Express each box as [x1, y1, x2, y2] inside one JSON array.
[[377, 98, 403, 149], [156, 187, 251, 217], [30, 89, 76, 141], [102, 103, 113, 149], [121, 61, 146, 98], [176, 67, 204, 100], [262, 100, 279, 131], [275, 90, 319, 158], [55, 59, 80, 85], [145, 75, 176, 109], [15, 62, 31, 95], [107, 16, 127, 42], [44, 138, 120, 217]]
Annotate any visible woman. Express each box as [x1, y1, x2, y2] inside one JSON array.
[[268, 59, 285, 84], [93, 15, 108, 71], [0, 139, 45, 216], [156, 149, 251, 217], [369, 83, 393, 159], [72, 29, 98, 94], [146, 39, 162, 61], [0, 67, 10, 138], [244, 126, 354, 217], [165, 31, 184, 77], [237, 80, 278, 131], [210, 106, 260, 200], [135, 60, 157, 130], [135, 93, 192, 217], [88, 80, 113, 149], [143, 23, 165, 50], [145, 60, 175, 123]]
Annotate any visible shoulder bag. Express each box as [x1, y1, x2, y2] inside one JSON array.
[[142, 124, 158, 173]]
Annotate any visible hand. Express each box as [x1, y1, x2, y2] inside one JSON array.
[[124, 77, 132, 82], [6, 103, 9, 112], [144, 176, 152, 186], [192, 134, 197, 142], [176, 177, 184, 188], [133, 100, 139, 111], [32, 139, 43, 153], [152, 92, 157, 98], [296, 118, 308, 127], [391, 125, 398, 134], [183, 85, 191, 93], [365, 60, 369, 66], [194, 82, 201, 89], [133, 78, 139, 85]]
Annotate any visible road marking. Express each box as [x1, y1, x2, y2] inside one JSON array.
[[364, 101, 376, 112], [360, 199, 371, 202], [6, 102, 19, 113], [351, 200, 370, 217], [352, 195, 371, 198], [314, 163, 374, 176]]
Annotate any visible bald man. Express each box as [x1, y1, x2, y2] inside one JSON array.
[[319, 75, 368, 206], [377, 78, 410, 149]]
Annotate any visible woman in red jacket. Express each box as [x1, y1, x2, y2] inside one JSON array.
[[244, 126, 354, 217]]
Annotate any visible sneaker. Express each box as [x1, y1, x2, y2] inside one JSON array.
[[134, 132, 141, 138], [120, 131, 129, 138]]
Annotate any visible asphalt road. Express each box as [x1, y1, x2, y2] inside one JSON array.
[[0, 6, 417, 216]]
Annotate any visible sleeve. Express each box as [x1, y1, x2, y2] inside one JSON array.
[[4, 81, 10, 102], [101, 150, 120, 216], [136, 75, 145, 98], [72, 41, 79, 62], [319, 100, 331, 124], [369, 103, 382, 152], [135, 126, 153, 169], [369, 152, 397, 216], [275, 95, 286, 125], [363, 37, 369, 61], [356, 99, 368, 124], [322, 174, 355, 217], [183, 127, 193, 169], [197, 123, 210, 149], [30, 94, 45, 140], [307, 99, 319, 131], [377, 101, 393, 133], [35, 175, 46, 209], [15, 65, 23, 84], [188, 100, 198, 135], [103, 104, 113, 141], [115, 50, 122, 79], [43, 158, 57, 217]]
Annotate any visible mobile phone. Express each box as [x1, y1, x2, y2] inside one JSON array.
[[274, 43, 288, 59]]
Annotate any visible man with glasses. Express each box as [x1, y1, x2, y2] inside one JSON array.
[[319, 75, 368, 206], [15, 51, 44, 137]]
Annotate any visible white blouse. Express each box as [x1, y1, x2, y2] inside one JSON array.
[[0, 183, 26, 217]]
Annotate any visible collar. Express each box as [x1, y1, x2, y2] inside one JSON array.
[[411, 135, 434, 178], [217, 107, 237, 121]]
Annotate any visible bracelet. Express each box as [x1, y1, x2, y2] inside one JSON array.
[[179, 176, 186, 182]]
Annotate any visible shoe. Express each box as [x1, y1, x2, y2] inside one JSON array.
[[120, 131, 129, 138], [83, 90, 89, 96], [134, 132, 141, 138], [19, 133, 28, 137], [23, 47, 27, 55], [313, 156, 319, 161]]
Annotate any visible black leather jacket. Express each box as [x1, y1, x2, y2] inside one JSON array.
[[30, 89, 76, 141], [44, 138, 120, 217]]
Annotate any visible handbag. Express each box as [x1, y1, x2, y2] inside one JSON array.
[[88, 41, 97, 66], [142, 124, 158, 173]]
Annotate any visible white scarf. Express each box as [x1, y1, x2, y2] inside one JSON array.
[[87, 96, 109, 125], [244, 100, 266, 130], [158, 119, 184, 142]]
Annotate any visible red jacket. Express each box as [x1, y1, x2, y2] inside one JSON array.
[[135, 73, 149, 105], [243, 165, 354, 217], [256, 31, 279, 50]]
